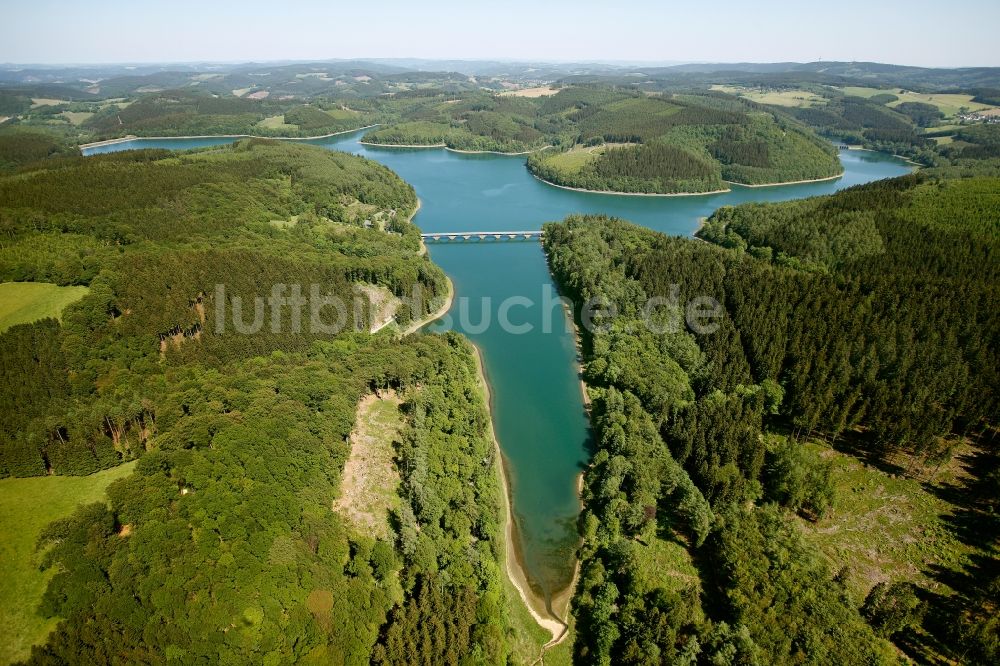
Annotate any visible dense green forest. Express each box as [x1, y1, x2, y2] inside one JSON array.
[[784, 94, 936, 157], [23, 332, 513, 664], [524, 89, 841, 193], [0, 130, 80, 172], [80, 91, 371, 140], [355, 87, 841, 189], [0, 139, 533, 662], [359, 92, 553, 153], [543, 171, 998, 663], [0, 140, 445, 477]]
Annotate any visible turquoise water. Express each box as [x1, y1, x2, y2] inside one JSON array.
[[84, 133, 912, 604]]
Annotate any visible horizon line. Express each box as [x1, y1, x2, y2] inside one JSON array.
[[3, 57, 1000, 70]]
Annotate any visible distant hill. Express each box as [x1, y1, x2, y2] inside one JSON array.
[[563, 61, 1000, 91], [4, 59, 999, 99]]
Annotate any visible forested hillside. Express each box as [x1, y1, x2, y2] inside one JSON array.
[[0, 139, 532, 662], [355, 86, 842, 189], [524, 88, 841, 193], [79, 90, 371, 140], [0, 140, 445, 476], [0, 130, 79, 172], [359, 92, 554, 153], [22, 333, 512, 664], [543, 172, 999, 664]]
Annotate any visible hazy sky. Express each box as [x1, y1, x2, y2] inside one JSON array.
[[3, 0, 999, 67]]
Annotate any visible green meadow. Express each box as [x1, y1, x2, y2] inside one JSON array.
[[0, 283, 89, 333], [839, 86, 996, 117], [0, 462, 137, 664]]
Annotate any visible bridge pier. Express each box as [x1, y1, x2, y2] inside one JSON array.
[[421, 230, 544, 243]]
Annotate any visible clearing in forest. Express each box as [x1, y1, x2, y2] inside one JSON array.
[[502, 86, 559, 98], [333, 392, 405, 538], [0, 461, 137, 664], [796, 440, 977, 603], [0, 282, 89, 332], [711, 85, 826, 107]]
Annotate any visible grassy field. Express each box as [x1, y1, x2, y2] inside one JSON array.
[[502, 573, 554, 664], [712, 85, 826, 107], [0, 283, 89, 332], [501, 86, 559, 98], [29, 99, 70, 108], [541, 144, 603, 173], [0, 461, 137, 664], [543, 617, 575, 666], [634, 534, 701, 596], [539, 143, 642, 176], [257, 114, 293, 130], [58, 111, 93, 126], [795, 440, 976, 604], [323, 107, 360, 121], [886, 91, 995, 117], [838, 86, 996, 117]]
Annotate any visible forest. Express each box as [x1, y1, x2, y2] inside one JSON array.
[[524, 90, 841, 193], [359, 92, 553, 153], [542, 169, 998, 664], [22, 332, 513, 664], [0, 140, 445, 476], [79, 91, 371, 140], [0, 138, 535, 663], [355, 85, 841, 191]]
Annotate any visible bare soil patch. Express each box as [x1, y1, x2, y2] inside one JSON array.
[[333, 391, 405, 538]]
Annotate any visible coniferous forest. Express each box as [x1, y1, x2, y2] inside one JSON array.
[[543, 170, 999, 664]]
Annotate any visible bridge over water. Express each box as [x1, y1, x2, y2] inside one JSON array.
[[421, 230, 543, 242]]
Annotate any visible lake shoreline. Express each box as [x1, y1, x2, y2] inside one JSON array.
[[723, 171, 844, 188], [530, 172, 733, 197], [79, 124, 379, 150], [398, 274, 454, 337], [358, 141, 447, 149], [845, 145, 923, 167], [446, 145, 551, 156], [532, 171, 852, 196], [470, 345, 569, 643], [358, 140, 548, 156]]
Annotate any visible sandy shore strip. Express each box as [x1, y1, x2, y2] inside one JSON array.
[[693, 216, 710, 238], [470, 346, 569, 644], [78, 124, 379, 150], [446, 145, 551, 156], [531, 173, 732, 197], [844, 145, 923, 167], [359, 140, 549, 156], [358, 141, 447, 149], [723, 171, 844, 188]]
